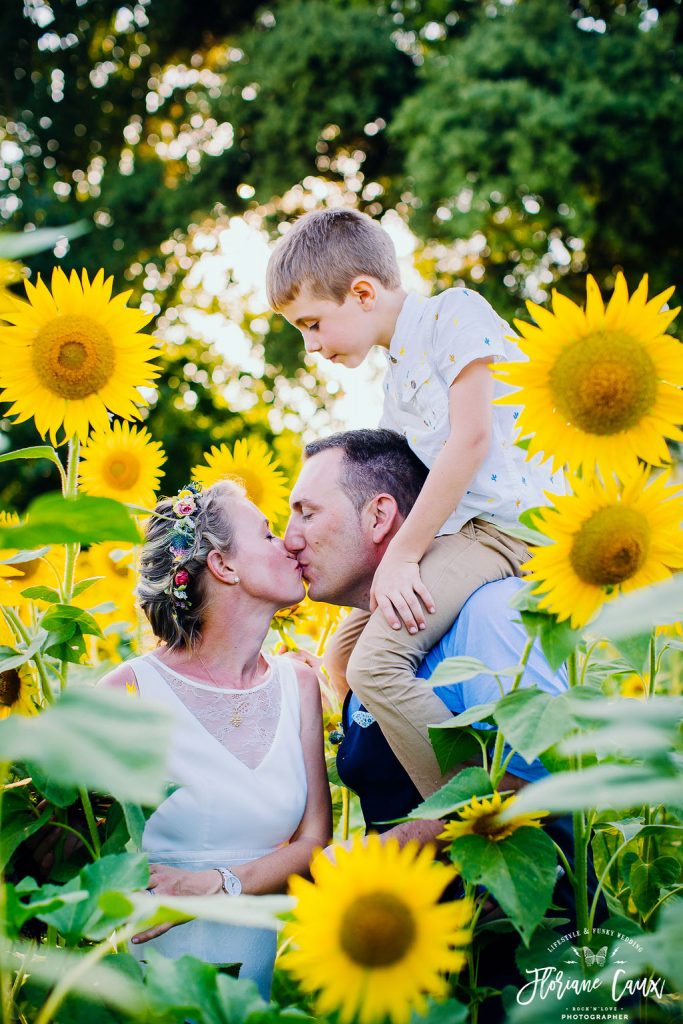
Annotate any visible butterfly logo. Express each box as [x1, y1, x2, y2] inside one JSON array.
[[572, 945, 608, 967]]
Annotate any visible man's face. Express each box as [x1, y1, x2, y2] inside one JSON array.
[[284, 449, 378, 608], [279, 285, 380, 368]]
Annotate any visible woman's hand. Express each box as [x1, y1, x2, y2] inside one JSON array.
[[132, 864, 223, 944], [284, 649, 324, 674]]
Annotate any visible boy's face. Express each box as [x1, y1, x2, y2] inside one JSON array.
[[279, 284, 383, 368]]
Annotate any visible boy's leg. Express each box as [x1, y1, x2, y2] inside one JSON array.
[[346, 520, 529, 798], [322, 608, 371, 701]]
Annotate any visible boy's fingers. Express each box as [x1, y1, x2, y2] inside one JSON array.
[[377, 595, 401, 630], [391, 595, 419, 633], [415, 581, 436, 614], [404, 592, 426, 630]]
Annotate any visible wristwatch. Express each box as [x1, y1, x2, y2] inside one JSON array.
[[216, 866, 242, 896]]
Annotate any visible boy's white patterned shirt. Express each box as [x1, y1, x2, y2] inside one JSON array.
[[379, 289, 565, 537]]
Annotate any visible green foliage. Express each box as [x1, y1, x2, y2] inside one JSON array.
[[451, 827, 558, 944], [391, 1, 683, 310], [0, 687, 173, 804], [408, 765, 493, 819], [0, 494, 140, 546]]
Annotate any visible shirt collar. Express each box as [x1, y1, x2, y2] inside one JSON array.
[[388, 293, 427, 362]]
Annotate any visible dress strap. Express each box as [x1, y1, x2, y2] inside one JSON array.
[[268, 655, 301, 726]]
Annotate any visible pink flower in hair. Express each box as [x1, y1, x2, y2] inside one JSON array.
[[174, 568, 190, 587], [173, 496, 196, 516]]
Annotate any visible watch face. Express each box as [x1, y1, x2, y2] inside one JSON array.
[[222, 869, 242, 895]]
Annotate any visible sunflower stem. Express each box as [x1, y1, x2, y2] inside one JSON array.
[[1, 607, 54, 705], [341, 786, 350, 842], [78, 787, 101, 860], [61, 435, 81, 605], [489, 638, 534, 788], [566, 654, 590, 940], [315, 619, 333, 659], [646, 629, 657, 699], [0, 761, 13, 1024]]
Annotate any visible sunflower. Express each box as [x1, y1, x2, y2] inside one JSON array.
[[0, 259, 23, 317], [495, 273, 683, 479], [620, 674, 647, 700], [525, 466, 683, 629], [0, 512, 66, 609], [439, 792, 548, 844], [78, 542, 139, 629], [0, 267, 160, 444], [282, 834, 472, 1024], [79, 421, 165, 509], [0, 662, 41, 719], [0, 564, 26, 606], [191, 438, 290, 524]]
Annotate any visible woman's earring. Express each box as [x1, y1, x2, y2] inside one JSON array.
[[232, 576, 240, 585]]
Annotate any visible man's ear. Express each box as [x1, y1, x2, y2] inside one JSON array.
[[349, 276, 377, 310], [365, 493, 401, 545], [205, 548, 236, 583]]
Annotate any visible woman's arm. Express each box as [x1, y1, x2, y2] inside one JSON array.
[[138, 662, 331, 905]]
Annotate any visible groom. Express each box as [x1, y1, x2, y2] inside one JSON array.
[[284, 428, 567, 845]]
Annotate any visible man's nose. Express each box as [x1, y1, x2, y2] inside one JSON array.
[[283, 517, 303, 553]]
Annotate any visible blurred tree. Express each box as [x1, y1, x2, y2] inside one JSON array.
[[390, 1, 683, 311], [2, 0, 682, 512]]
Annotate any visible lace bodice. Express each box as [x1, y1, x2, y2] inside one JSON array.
[[147, 654, 282, 770]]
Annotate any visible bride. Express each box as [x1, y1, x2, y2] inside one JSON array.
[[102, 479, 331, 998]]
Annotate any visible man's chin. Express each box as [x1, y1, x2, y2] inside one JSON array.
[[306, 579, 340, 606]]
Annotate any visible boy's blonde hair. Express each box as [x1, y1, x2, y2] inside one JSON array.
[[266, 208, 401, 310]]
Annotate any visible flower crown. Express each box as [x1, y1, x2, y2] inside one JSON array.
[[167, 482, 202, 609]]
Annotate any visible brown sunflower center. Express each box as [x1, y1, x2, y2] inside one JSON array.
[[470, 813, 510, 841], [108, 552, 131, 578], [570, 506, 650, 586], [16, 556, 45, 584], [33, 315, 116, 400], [103, 455, 140, 491], [549, 331, 657, 435], [0, 669, 20, 708], [340, 891, 417, 968]]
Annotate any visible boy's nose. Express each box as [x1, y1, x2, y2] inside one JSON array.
[[303, 335, 321, 354]]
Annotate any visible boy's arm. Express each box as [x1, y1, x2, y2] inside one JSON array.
[[370, 357, 494, 632]]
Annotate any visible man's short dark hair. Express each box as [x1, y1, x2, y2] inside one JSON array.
[[304, 429, 428, 518]]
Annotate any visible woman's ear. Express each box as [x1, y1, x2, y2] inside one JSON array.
[[205, 548, 236, 583], [366, 493, 401, 545]]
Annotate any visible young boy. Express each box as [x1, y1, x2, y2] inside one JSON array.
[[267, 208, 563, 798]]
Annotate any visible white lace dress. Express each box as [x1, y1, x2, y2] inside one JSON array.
[[128, 652, 308, 998]]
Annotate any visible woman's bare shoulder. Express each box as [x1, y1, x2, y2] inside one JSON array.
[[99, 660, 140, 693]]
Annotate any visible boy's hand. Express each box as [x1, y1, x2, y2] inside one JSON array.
[[370, 553, 435, 633]]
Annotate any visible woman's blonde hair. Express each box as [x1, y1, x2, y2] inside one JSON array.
[[137, 480, 244, 651]]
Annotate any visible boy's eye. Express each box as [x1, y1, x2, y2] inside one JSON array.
[[308, 322, 319, 331]]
